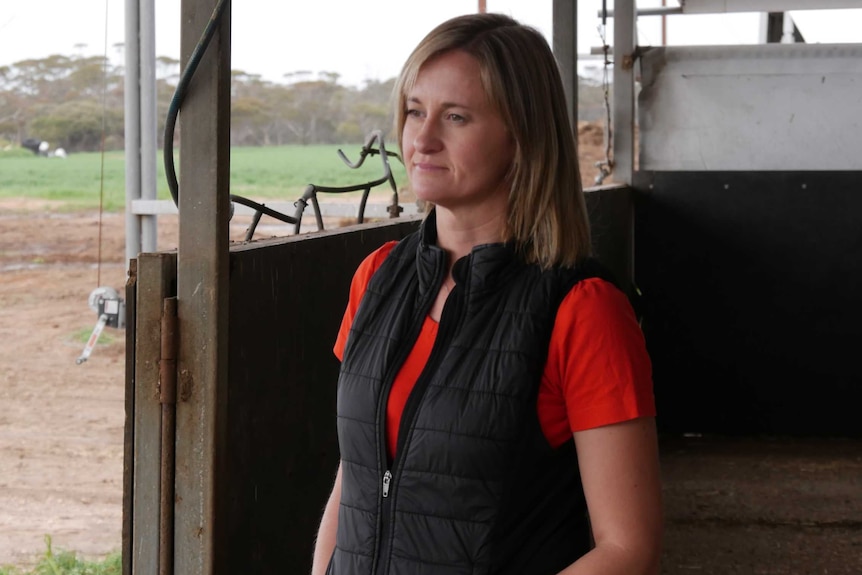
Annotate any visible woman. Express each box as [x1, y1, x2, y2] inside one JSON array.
[[312, 13, 662, 575]]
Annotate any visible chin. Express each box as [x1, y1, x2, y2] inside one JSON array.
[[412, 188, 446, 205]]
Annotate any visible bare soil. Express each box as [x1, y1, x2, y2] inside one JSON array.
[[1, 131, 859, 573], [0, 203, 167, 568]]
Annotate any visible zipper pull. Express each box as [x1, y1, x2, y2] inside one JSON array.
[[382, 470, 392, 498]]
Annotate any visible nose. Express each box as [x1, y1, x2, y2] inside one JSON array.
[[411, 117, 442, 155]]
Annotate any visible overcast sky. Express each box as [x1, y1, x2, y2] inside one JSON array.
[[1, 1, 860, 86]]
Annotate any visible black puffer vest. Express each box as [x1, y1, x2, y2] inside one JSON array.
[[331, 213, 609, 575]]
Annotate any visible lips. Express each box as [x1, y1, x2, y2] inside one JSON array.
[[412, 161, 446, 172]]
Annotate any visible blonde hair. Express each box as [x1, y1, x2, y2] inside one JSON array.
[[394, 13, 592, 268]]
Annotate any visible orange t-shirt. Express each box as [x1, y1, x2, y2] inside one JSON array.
[[334, 242, 656, 459]]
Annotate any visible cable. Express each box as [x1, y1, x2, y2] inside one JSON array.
[[595, 12, 614, 185], [163, 0, 230, 205]]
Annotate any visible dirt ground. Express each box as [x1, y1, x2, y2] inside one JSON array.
[[1, 129, 860, 573], [0, 202, 164, 569]]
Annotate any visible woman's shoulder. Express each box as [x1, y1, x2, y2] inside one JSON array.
[[560, 276, 634, 320], [354, 241, 399, 281]]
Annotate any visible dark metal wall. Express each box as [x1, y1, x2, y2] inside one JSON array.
[[585, 185, 635, 295], [633, 171, 862, 437]]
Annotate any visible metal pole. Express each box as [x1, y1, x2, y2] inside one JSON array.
[[140, 0, 158, 253], [159, 297, 178, 575], [174, 0, 231, 572], [612, 0, 635, 183], [124, 0, 141, 272], [662, 0, 667, 45], [552, 0, 578, 131]]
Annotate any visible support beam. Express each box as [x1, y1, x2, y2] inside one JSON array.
[[612, 0, 636, 184], [174, 0, 231, 573], [552, 0, 578, 131], [124, 0, 158, 272], [124, 0, 141, 270], [140, 0, 158, 254]]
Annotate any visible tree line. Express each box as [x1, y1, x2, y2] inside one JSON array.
[[0, 52, 605, 154]]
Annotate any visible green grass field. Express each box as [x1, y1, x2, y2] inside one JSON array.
[[0, 145, 409, 212]]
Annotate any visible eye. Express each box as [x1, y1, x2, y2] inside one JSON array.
[[447, 113, 466, 123], [406, 108, 424, 118]]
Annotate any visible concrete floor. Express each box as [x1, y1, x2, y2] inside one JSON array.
[[658, 434, 862, 575]]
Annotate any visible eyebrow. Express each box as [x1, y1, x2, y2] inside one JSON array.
[[406, 96, 470, 110]]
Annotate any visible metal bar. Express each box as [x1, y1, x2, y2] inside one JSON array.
[[244, 210, 264, 242], [124, 0, 141, 270], [174, 0, 231, 573], [662, 0, 668, 45], [765, 12, 785, 43], [159, 297, 178, 575], [140, 0, 158, 254], [553, 0, 578, 130], [600, 6, 682, 17], [293, 185, 314, 234], [228, 196, 298, 224], [75, 313, 109, 364], [311, 195, 324, 230], [613, 0, 636, 183], [131, 199, 420, 218], [122, 259, 137, 575]]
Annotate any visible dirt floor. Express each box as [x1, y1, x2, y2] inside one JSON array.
[[1, 130, 860, 573]]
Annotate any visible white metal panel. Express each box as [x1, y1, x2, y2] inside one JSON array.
[[680, 0, 862, 13], [638, 44, 862, 171], [602, 1, 862, 17]]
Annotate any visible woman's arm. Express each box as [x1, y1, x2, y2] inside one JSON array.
[[311, 462, 343, 575], [561, 417, 663, 575]]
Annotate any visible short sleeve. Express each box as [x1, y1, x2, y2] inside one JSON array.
[[544, 277, 656, 433], [333, 241, 398, 361]]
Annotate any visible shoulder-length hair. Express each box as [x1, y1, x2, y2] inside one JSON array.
[[393, 13, 592, 268]]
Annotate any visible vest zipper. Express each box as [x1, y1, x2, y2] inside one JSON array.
[[374, 276, 467, 575], [370, 264, 447, 575], [382, 470, 392, 497]]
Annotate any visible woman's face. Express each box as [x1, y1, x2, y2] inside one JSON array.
[[402, 50, 515, 212]]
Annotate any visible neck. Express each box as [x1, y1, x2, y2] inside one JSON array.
[[433, 205, 506, 266]]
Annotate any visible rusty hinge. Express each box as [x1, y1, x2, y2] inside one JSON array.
[[159, 297, 178, 405]]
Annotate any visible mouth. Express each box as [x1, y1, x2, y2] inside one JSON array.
[[412, 162, 445, 172]]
